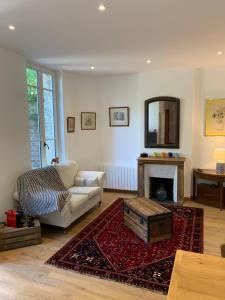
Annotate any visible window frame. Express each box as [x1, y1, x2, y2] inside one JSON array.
[[26, 62, 59, 167]]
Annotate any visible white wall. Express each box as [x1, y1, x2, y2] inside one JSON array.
[[62, 70, 195, 196], [138, 70, 195, 196], [98, 74, 140, 167], [192, 67, 225, 169], [61, 72, 101, 170], [0, 48, 30, 219], [61, 72, 140, 169], [61, 67, 225, 197]]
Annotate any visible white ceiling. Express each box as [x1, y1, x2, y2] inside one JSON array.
[[1, 0, 225, 74]]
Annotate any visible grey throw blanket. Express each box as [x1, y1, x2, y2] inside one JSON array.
[[17, 166, 71, 216]]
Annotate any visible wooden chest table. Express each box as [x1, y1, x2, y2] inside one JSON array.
[[0, 219, 41, 251], [124, 197, 172, 243]]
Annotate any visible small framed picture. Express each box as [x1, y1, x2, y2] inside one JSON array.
[[109, 107, 129, 127], [81, 112, 96, 130], [67, 117, 75, 133]]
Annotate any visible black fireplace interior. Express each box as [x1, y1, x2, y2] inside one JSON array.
[[149, 177, 174, 202]]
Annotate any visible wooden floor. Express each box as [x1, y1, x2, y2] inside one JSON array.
[[0, 192, 225, 300]]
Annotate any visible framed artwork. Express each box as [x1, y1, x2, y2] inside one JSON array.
[[81, 112, 96, 130], [109, 106, 129, 127], [67, 117, 75, 133], [205, 99, 225, 136]]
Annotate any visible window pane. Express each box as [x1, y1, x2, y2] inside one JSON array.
[[43, 90, 55, 139], [26, 68, 37, 87], [27, 86, 41, 169], [43, 73, 53, 90], [30, 141, 42, 169], [27, 86, 39, 136], [26, 66, 57, 169], [27, 86, 37, 105], [45, 139, 56, 166]]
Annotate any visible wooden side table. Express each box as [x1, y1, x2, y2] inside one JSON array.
[[0, 219, 41, 251], [167, 250, 225, 300], [192, 169, 225, 210]]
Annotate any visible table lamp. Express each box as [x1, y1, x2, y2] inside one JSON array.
[[214, 149, 225, 174]]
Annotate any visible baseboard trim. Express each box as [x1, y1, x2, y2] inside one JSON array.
[[104, 189, 190, 201], [104, 188, 137, 194]]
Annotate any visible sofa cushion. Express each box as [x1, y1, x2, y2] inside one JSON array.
[[75, 177, 99, 187], [74, 177, 86, 186], [69, 186, 101, 199], [69, 194, 88, 214], [77, 171, 105, 188], [54, 161, 79, 189]]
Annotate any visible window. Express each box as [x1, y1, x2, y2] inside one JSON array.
[[26, 66, 57, 168]]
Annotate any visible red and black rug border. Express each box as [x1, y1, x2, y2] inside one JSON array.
[[46, 198, 204, 294]]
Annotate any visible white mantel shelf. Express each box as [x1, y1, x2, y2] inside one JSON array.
[[137, 156, 186, 204]]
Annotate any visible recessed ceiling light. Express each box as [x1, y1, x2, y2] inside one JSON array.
[[8, 25, 15, 31], [91, 66, 95, 70], [98, 4, 106, 11], [146, 59, 151, 64], [217, 51, 222, 55]]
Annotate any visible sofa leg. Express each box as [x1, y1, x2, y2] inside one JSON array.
[[98, 201, 102, 207]]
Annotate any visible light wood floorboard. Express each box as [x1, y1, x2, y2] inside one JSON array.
[[0, 192, 224, 300]]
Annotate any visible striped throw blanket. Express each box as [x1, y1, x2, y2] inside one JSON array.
[[17, 166, 71, 216]]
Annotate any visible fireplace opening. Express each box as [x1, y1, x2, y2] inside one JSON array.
[[149, 177, 174, 202]]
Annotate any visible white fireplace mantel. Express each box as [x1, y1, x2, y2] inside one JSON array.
[[137, 156, 185, 204]]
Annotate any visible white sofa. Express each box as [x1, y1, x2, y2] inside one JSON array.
[[14, 161, 105, 228]]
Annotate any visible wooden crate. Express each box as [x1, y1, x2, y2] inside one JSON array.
[[0, 219, 41, 251], [124, 197, 173, 243]]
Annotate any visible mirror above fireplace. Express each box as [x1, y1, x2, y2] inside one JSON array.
[[145, 96, 180, 148]]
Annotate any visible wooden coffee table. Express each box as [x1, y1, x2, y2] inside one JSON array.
[[124, 197, 173, 243], [167, 250, 225, 300]]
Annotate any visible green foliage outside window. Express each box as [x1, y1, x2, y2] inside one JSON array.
[[26, 68, 37, 87], [26, 68, 39, 121]]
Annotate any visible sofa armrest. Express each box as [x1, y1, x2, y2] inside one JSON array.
[[13, 191, 19, 200], [12, 183, 19, 200], [76, 171, 105, 188]]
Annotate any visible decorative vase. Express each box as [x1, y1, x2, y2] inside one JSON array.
[[156, 185, 167, 201]]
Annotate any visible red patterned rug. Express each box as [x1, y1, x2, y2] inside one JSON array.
[[46, 199, 203, 294]]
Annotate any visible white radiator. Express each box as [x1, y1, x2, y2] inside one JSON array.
[[102, 165, 137, 191]]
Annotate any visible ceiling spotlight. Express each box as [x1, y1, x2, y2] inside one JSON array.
[[8, 25, 15, 31], [146, 60, 151, 64], [98, 4, 106, 11], [217, 51, 222, 55], [91, 66, 95, 70]]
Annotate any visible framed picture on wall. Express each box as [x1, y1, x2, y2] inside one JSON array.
[[67, 117, 75, 133], [205, 99, 225, 136], [109, 106, 129, 127], [81, 112, 96, 130]]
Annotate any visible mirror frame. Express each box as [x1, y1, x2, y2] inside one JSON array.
[[144, 96, 180, 149]]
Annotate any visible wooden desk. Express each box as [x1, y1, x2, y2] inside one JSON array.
[[193, 169, 225, 209], [167, 250, 225, 300]]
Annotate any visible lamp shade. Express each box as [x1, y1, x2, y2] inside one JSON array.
[[214, 149, 225, 162]]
